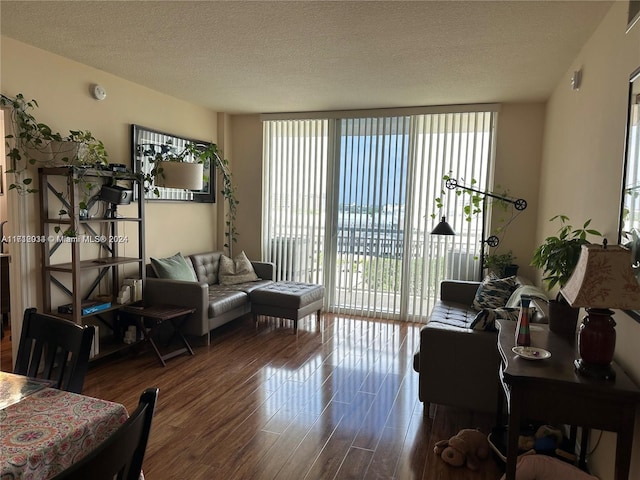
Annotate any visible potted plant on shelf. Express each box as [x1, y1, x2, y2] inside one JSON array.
[[531, 215, 603, 340], [1, 93, 108, 195]]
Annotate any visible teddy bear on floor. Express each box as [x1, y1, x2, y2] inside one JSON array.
[[434, 428, 491, 471]]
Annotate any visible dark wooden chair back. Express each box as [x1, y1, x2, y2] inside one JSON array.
[[52, 388, 159, 480], [14, 307, 95, 394]]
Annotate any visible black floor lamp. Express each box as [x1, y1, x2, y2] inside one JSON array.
[[430, 177, 527, 279]]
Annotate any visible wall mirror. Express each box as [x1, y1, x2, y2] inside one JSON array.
[[131, 124, 215, 202], [628, 0, 640, 32], [619, 66, 640, 321]]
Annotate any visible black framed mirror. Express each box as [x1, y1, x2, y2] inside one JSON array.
[[619, 66, 640, 322], [131, 124, 215, 203]]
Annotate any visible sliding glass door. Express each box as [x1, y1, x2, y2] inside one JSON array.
[[263, 108, 496, 322]]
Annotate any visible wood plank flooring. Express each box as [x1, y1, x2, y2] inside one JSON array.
[[1, 314, 504, 480]]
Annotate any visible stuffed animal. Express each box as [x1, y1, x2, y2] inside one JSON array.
[[517, 425, 573, 459], [434, 428, 490, 471]]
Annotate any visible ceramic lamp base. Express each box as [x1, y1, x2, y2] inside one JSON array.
[[574, 359, 616, 381]]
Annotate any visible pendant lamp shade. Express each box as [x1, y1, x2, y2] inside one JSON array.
[[431, 216, 456, 236]]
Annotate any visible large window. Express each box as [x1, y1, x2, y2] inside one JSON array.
[[262, 107, 497, 322]]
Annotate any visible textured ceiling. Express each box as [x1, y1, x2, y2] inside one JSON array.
[[0, 1, 613, 114]]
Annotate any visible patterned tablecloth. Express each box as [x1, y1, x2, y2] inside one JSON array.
[[0, 385, 128, 479]]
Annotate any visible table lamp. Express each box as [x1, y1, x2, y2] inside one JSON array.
[[560, 242, 640, 380]]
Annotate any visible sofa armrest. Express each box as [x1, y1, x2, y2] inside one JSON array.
[[440, 280, 480, 305], [252, 261, 275, 281], [417, 324, 500, 413], [144, 277, 209, 336]]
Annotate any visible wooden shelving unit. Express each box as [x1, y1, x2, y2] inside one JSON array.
[[38, 166, 145, 359]]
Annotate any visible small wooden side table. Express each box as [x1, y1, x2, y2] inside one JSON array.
[[496, 320, 640, 480], [122, 304, 195, 366]]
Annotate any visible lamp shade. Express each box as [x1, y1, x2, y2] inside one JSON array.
[[431, 216, 456, 236], [561, 244, 640, 309], [156, 161, 204, 190]]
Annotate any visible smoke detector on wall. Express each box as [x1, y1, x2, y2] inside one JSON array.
[[91, 84, 107, 101]]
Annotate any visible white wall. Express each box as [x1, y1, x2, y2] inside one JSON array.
[[538, 3, 640, 478]]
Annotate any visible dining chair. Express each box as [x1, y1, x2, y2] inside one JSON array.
[[14, 307, 95, 394], [52, 387, 159, 480]]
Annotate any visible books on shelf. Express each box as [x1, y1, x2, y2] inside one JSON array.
[[58, 300, 112, 316]]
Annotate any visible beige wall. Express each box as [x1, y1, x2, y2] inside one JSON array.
[[229, 114, 263, 260], [1, 36, 220, 330], [493, 103, 546, 279], [1, 37, 220, 262], [538, 2, 640, 478]]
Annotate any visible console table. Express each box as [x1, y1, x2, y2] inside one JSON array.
[[496, 320, 640, 480]]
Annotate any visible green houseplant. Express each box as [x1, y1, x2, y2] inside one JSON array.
[[531, 215, 603, 339], [484, 250, 518, 278], [1, 93, 108, 195]]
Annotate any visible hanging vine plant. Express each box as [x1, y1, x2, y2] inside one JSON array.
[[0, 93, 108, 195], [146, 140, 239, 255], [201, 144, 238, 255]]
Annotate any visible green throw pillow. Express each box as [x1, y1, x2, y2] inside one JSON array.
[[150, 252, 197, 281], [219, 251, 259, 285], [472, 275, 518, 310]]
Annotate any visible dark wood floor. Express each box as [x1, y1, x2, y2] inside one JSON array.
[[1, 314, 503, 480]]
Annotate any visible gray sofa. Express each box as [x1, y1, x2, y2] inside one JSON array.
[[413, 278, 547, 414], [145, 251, 275, 344]]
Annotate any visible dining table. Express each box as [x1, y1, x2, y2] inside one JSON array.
[[0, 371, 129, 479]]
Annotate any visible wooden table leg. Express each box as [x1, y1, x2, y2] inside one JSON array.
[[166, 314, 194, 356], [579, 428, 589, 470], [496, 367, 505, 427], [135, 316, 166, 367], [505, 389, 521, 480], [615, 422, 634, 480]]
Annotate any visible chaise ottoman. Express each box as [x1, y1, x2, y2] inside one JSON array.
[[250, 281, 325, 330]]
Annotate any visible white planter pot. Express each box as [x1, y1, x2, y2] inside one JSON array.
[[156, 162, 204, 190], [25, 141, 86, 166], [50, 141, 83, 165]]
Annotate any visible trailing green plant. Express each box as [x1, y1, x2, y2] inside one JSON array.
[[209, 146, 239, 255], [531, 215, 603, 290], [1, 93, 108, 195], [433, 174, 513, 223], [144, 140, 239, 254], [433, 173, 525, 272]]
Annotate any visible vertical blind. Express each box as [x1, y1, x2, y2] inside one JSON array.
[[262, 119, 330, 285], [262, 108, 497, 323]]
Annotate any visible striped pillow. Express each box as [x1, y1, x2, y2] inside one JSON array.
[[470, 307, 519, 331], [472, 275, 518, 310]]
